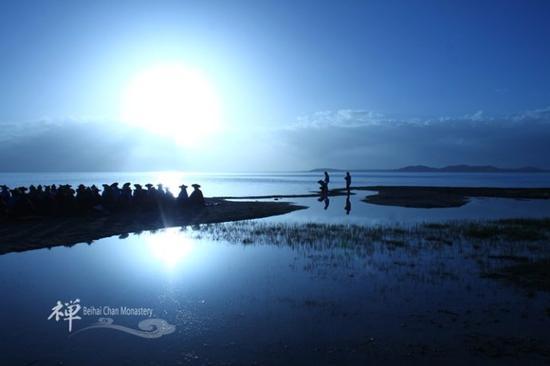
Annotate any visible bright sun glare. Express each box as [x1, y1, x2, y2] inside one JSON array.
[[120, 63, 221, 146], [146, 229, 193, 269]]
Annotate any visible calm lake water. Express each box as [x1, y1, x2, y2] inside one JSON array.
[[1, 172, 550, 365], [2, 171, 550, 224]]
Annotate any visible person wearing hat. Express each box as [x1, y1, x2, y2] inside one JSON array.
[[156, 184, 165, 196], [11, 187, 35, 217], [132, 184, 146, 209], [177, 184, 189, 204], [101, 184, 115, 211], [164, 187, 175, 204], [90, 185, 101, 207], [110, 182, 121, 202], [122, 182, 132, 198], [120, 182, 133, 209], [188, 184, 205, 206], [143, 184, 156, 209]]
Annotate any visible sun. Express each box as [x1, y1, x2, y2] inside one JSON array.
[[120, 63, 221, 146]]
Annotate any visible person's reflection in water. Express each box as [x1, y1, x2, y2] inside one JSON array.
[[324, 197, 330, 210], [345, 193, 352, 215]]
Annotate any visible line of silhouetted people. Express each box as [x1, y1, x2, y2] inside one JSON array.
[[0, 182, 205, 220]]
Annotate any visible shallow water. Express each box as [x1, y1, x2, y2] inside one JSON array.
[[1, 226, 549, 365], [1, 172, 550, 364], [267, 195, 550, 225]]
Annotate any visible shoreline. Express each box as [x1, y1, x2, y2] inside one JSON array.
[[2, 185, 550, 255], [0, 199, 306, 255], [216, 186, 550, 208]]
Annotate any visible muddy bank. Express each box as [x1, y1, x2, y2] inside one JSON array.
[[0, 199, 306, 255], [357, 186, 550, 208]]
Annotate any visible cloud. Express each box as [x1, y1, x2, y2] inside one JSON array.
[[291, 106, 550, 130], [1, 106, 549, 171], [278, 106, 550, 169], [0, 119, 289, 172], [292, 109, 389, 129], [511, 106, 550, 122], [0, 120, 191, 171]]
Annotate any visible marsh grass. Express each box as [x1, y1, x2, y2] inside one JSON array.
[[195, 218, 550, 250], [192, 218, 550, 291], [483, 259, 550, 292]]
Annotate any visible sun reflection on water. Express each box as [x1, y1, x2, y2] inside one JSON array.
[[145, 229, 194, 269]]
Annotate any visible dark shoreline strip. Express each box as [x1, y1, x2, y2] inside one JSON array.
[[358, 186, 550, 208], [0, 199, 306, 255]]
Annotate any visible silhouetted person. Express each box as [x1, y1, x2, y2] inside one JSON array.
[[132, 184, 145, 207], [120, 183, 133, 209], [90, 185, 101, 207], [177, 184, 189, 204], [101, 184, 114, 210], [345, 171, 351, 193], [157, 184, 166, 198], [188, 184, 205, 206], [10, 187, 35, 217], [345, 194, 351, 215], [110, 183, 121, 203], [324, 171, 330, 185], [317, 180, 328, 199], [144, 183, 156, 208]]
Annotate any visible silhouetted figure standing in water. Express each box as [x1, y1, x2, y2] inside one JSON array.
[[345, 194, 351, 215], [189, 184, 205, 206], [345, 172, 351, 193], [324, 171, 330, 185], [317, 180, 328, 199]]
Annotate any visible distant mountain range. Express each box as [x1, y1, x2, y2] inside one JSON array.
[[309, 165, 548, 173]]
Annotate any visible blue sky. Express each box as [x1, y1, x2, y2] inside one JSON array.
[[0, 0, 549, 171]]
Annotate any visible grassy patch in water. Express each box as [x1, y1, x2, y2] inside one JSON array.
[[197, 218, 550, 292], [460, 221, 547, 241], [484, 259, 550, 292]]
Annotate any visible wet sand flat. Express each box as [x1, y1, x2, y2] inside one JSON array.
[[358, 186, 550, 208]]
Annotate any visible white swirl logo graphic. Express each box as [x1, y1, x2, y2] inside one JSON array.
[[71, 317, 176, 339]]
